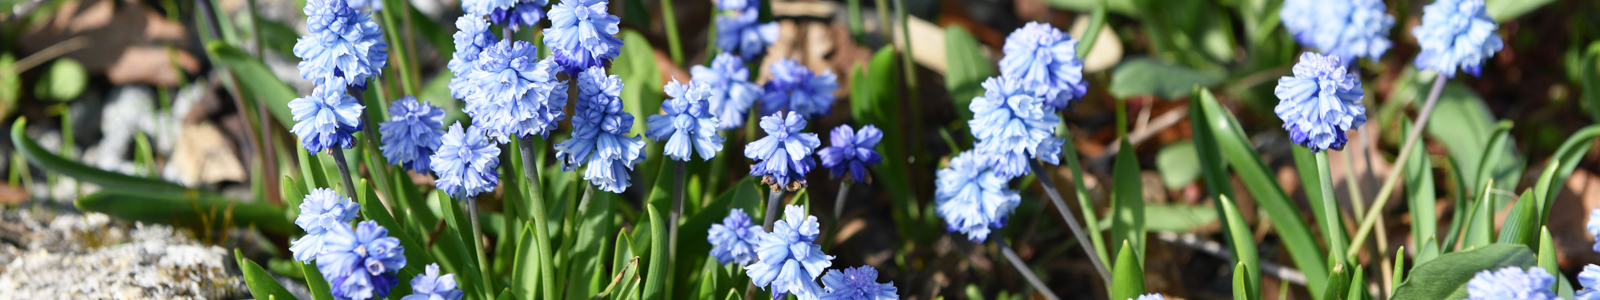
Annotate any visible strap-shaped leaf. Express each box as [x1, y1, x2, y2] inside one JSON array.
[[12, 118, 191, 194], [1111, 241, 1146, 300], [1392, 244, 1536, 300], [77, 190, 294, 234], [236, 249, 299, 300]]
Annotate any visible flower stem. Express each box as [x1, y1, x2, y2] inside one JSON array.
[[517, 137, 557, 300], [1346, 73, 1448, 258], [1313, 151, 1346, 265], [762, 189, 786, 231], [1028, 159, 1112, 285], [997, 238, 1062, 300], [660, 0, 684, 65], [833, 181, 851, 220], [329, 147, 359, 198], [466, 198, 493, 297]]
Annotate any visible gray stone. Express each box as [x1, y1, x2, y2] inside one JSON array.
[[0, 223, 246, 299]]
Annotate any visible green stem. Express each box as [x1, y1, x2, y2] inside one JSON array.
[[329, 147, 359, 199], [661, 0, 684, 65], [1346, 73, 1449, 258], [1115, 99, 1128, 137], [762, 189, 786, 231], [1314, 151, 1345, 265], [518, 137, 557, 300], [997, 238, 1062, 300], [466, 199, 494, 299], [1028, 160, 1111, 284], [833, 181, 851, 220], [846, 0, 864, 41], [379, 3, 417, 96], [1074, 2, 1106, 57]]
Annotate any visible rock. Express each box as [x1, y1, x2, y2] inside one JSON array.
[[162, 122, 246, 187], [0, 224, 246, 299]]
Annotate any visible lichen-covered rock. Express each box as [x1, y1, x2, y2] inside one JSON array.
[[0, 223, 245, 299]]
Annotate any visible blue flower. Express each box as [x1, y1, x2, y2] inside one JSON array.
[[449, 15, 497, 100], [554, 67, 648, 193], [1279, 0, 1394, 62], [1273, 52, 1366, 152], [1412, 0, 1502, 78], [748, 205, 833, 300], [296, 0, 388, 88], [543, 0, 623, 74], [691, 53, 761, 130], [819, 266, 897, 300], [715, 7, 778, 60], [1579, 265, 1600, 300], [708, 208, 761, 265], [714, 0, 752, 11], [290, 78, 365, 154], [289, 188, 362, 262], [379, 96, 446, 173], [319, 221, 406, 300], [347, 0, 382, 10], [1466, 266, 1557, 300], [817, 125, 882, 183], [647, 79, 725, 161], [489, 0, 549, 31], [463, 0, 516, 17], [745, 112, 822, 191], [1588, 208, 1600, 252], [401, 263, 464, 300], [935, 151, 1020, 242], [761, 58, 838, 120], [997, 22, 1087, 110], [462, 40, 570, 142], [430, 122, 501, 200], [968, 76, 1063, 178], [1134, 294, 1166, 300]]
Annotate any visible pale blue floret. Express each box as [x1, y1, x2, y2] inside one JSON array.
[[462, 0, 516, 17], [997, 22, 1087, 110], [715, 7, 778, 60], [554, 67, 648, 193], [289, 188, 361, 262], [1466, 266, 1557, 300], [935, 151, 1020, 242], [1588, 208, 1600, 253], [761, 58, 839, 120], [1134, 294, 1167, 300], [1412, 0, 1503, 78], [400, 263, 464, 300], [745, 112, 822, 191], [295, 0, 389, 88], [968, 76, 1063, 178], [817, 125, 882, 183], [647, 79, 726, 161], [1273, 52, 1366, 152], [543, 0, 624, 74], [488, 0, 550, 31], [430, 122, 502, 200], [1579, 264, 1600, 300], [747, 205, 834, 300], [707, 208, 761, 265], [1280, 0, 1394, 62], [462, 40, 569, 142], [290, 78, 365, 154], [319, 221, 406, 300], [379, 96, 446, 173], [819, 266, 898, 300], [691, 53, 761, 130], [449, 15, 497, 100]]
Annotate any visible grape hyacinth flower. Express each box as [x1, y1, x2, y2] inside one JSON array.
[[715, 6, 778, 60], [449, 15, 497, 100], [1273, 52, 1367, 152], [488, 0, 549, 31], [1466, 266, 1558, 300], [647, 79, 725, 161], [761, 58, 839, 120], [347, 0, 382, 10], [430, 122, 502, 200], [747, 205, 834, 299], [379, 96, 446, 173], [296, 0, 389, 88], [998, 22, 1087, 110], [1588, 208, 1600, 252], [817, 125, 882, 183], [819, 266, 898, 300], [745, 112, 822, 191], [462, 40, 569, 142], [1579, 265, 1600, 300], [543, 0, 623, 74], [289, 188, 361, 262], [707, 209, 762, 265], [691, 53, 761, 130], [935, 151, 1021, 242], [1412, 0, 1503, 78], [1279, 0, 1394, 62], [319, 221, 407, 300], [968, 76, 1063, 178], [714, 0, 752, 11], [462, 0, 515, 17], [554, 67, 648, 193], [290, 78, 365, 154], [1134, 294, 1167, 300], [401, 264, 464, 300]]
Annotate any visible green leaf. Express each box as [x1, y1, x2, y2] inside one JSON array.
[[513, 221, 539, 299], [1323, 264, 1350, 300], [1039, 0, 1142, 16], [301, 262, 334, 300], [594, 257, 641, 300], [566, 187, 615, 298], [1496, 190, 1539, 249], [206, 42, 296, 126], [76, 190, 294, 234], [1471, 121, 1515, 200], [1427, 84, 1521, 203], [255, 19, 300, 56], [1110, 58, 1226, 99], [1345, 267, 1367, 300], [354, 180, 434, 274], [1141, 203, 1218, 232], [672, 177, 760, 299], [1402, 120, 1438, 251], [642, 204, 669, 300], [37, 58, 86, 101], [1155, 141, 1202, 190], [1111, 241, 1146, 300], [1416, 236, 1441, 267], [1538, 227, 1557, 286], [12, 118, 191, 194], [1220, 196, 1259, 300], [1111, 138, 1145, 262], [1485, 0, 1556, 21], [1461, 181, 1496, 249], [1393, 246, 1407, 295], [943, 25, 991, 121], [1536, 125, 1600, 223], [235, 250, 299, 300], [0, 54, 19, 115], [1391, 244, 1536, 300], [1583, 52, 1600, 122], [1234, 263, 1255, 300], [436, 192, 487, 299]]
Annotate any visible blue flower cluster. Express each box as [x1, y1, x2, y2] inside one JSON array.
[[708, 209, 762, 265], [761, 58, 839, 120], [746, 112, 822, 191], [379, 96, 446, 173], [543, 0, 624, 74], [449, 15, 497, 100], [647, 79, 725, 161], [460, 40, 569, 142], [998, 22, 1087, 110], [1279, 0, 1394, 62], [319, 221, 407, 300], [819, 266, 898, 300], [934, 151, 1020, 242], [968, 76, 1064, 178], [747, 205, 834, 299], [400, 263, 464, 300], [1273, 52, 1367, 152], [290, 78, 365, 154], [463, 0, 516, 17], [714, 0, 777, 60], [818, 125, 882, 184], [1412, 0, 1502, 78], [296, 0, 388, 88], [692, 53, 761, 130], [430, 122, 502, 200], [1466, 266, 1557, 300], [290, 188, 362, 262], [465, 0, 547, 30], [554, 68, 648, 193]]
